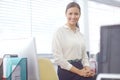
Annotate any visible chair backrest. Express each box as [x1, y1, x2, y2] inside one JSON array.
[[38, 58, 58, 80]]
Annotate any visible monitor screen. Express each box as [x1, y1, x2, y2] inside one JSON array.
[[0, 37, 40, 80]]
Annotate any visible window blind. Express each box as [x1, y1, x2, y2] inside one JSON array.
[[0, 0, 73, 54], [0, 0, 31, 38]]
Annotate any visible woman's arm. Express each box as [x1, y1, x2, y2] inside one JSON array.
[[52, 30, 72, 70]]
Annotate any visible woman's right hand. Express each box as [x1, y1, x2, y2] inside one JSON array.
[[84, 66, 96, 77]]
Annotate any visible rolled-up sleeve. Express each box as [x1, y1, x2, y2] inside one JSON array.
[[52, 31, 72, 70]]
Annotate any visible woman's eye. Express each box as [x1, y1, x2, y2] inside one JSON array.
[[75, 13, 79, 15], [69, 13, 72, 15], [68, 12, 79, 15]]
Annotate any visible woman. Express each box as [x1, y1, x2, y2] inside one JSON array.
[[52, 2, 95, 80]]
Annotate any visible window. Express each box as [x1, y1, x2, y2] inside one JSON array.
[[0, 0, 31, 38], [31, 0, 73, 54], [88, 1, 120, 54], [0, 0, 86, 54]]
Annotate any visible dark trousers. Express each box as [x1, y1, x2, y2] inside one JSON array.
[[57, 60, 96, 80]]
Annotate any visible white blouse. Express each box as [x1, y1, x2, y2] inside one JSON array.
[[52, 25, 90, 70]]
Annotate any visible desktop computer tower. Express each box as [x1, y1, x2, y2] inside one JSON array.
[[98, 24, 120, 74]]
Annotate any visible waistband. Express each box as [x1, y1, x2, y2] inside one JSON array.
[[68, 59, 82, 63]]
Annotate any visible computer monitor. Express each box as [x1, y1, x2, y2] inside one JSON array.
[[0, 37, 40, 80]]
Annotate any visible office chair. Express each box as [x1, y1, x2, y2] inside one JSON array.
[[38, 58, 58, 80]]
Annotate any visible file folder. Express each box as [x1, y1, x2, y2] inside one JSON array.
[[3, 58, 27, 80]]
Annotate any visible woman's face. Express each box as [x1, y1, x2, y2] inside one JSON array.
[[66, 7, 80, 26]]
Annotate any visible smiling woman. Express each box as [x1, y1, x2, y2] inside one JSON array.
[[65, 2, 81, 29], [52, 2, 96, 80], [65, 7, 80, 30]]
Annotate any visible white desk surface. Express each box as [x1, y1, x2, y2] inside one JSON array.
[[96, 73, 120, 80]]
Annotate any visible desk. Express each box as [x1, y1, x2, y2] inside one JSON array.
[[96, 73, 120, 80]]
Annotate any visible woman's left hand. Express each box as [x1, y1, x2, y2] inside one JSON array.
[[83, 66, 95, 77]]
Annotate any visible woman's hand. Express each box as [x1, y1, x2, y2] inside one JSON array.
[[83, 66, 96, 77], [78, 68, 89, 77], [69, 65, 95, 78], [70, 66, 89, 77]]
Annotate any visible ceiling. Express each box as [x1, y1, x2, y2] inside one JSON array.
[[90, 0, 120, 7]]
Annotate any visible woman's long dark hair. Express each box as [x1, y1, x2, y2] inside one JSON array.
[[65, 2, 81, 28]]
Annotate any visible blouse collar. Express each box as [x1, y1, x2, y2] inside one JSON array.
[[64, 25, 80, 32]]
